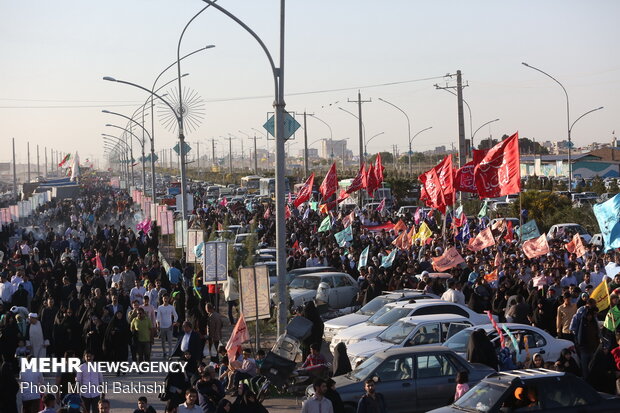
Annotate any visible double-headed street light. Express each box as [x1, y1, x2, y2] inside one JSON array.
[[200, 0, 288, 335], [378, 98, 414, 175]]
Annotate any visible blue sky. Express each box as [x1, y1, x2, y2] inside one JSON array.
[[1, 0, 618, 164]]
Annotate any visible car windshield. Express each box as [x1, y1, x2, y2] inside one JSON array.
[[377, 320, 416, 344], [348, 355, 382, 382], [443, 328, 473, 353], [358, 297, 391, 316], [453, 381, 507, 412], [369, 308, 412, 326], [289, 276, 320, 290], [366, 306, 393, 323]]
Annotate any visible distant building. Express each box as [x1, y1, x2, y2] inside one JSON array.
[[321, 139, 351, 159], [297, 148, 319, 158], [552, 140, 570, 154]]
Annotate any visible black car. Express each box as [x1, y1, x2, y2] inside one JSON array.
[[429, 368, 620, 412]]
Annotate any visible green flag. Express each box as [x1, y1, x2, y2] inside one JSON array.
[[380, 249, 398, 268], [318, 216, 331, 232], [604, 306, 620, 332], [310, 202, 318, 211], [334, 225, 353, 247], [358, 246, 369, 270], [478, 200, 488, 218]]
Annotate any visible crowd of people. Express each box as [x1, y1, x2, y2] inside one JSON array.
[[2, 179, 620, 413]]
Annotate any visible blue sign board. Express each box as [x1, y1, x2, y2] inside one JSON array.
[[263, 112, 301, 140]]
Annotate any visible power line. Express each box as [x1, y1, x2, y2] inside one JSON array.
[[0, 74, 448, 108]]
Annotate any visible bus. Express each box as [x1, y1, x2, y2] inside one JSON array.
[[240, 175, 262, 194], [259, 177, 291, 197]]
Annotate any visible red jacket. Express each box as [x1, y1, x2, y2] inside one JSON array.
[[611, 346, 620, 371]]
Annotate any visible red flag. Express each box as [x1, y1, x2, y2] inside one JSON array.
[[226, 313, 250, 361], [346, 164, 366, 194], [342, 211, 355, 228], [319, 163, 338, 200], [505, 221, 514, 242], [95, 254, 104, 271], [435, 155, 456, 205], [285, 205, 292, 220], [220, 197, 228, 207], [263, 208, 271, 220], [366, 163, 379, 196], [565, 233, 586, 258], [468, 227, 495, 251], [375, 153, 385, 184], [294, 173, 315, 208], [292, 240, 300, 251], [432, 247, 465, 271], [419, 168, 446, 212], [376, 198, 386, 212], [336, 189, 350, 203], [452, 212, 467, 228], [455, 150, 488, 193], [474, 132, 521, 198], [522, 235, 550, 259]]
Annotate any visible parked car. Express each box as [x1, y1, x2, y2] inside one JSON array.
[[345, 315, 473, 366], [287, 272, 359, 310], [308, 346, 495, 413], [590, 233, 603, 247], [329, 299, 492, 353], [324, 290, 439, 341], [397, 205, 418, 217], [547, 223, 591, 243], [429, 369, 620, 412], [234, 232, 256, 244], [442, 323, 576, 363]]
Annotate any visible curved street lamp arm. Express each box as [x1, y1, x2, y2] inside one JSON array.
[[367, 132, 385, 146], [472, 119, 500, 141], [378, 98, 411, 143], [102, 134, 131, 149], [201, 0, 278, 98], [158, 46, 213, 92], [103, 78, 179, 123], [569, 107, 604, 133], [104, 125, 144, 148], [102, 108, 153, 143], [308, 114, 333, 140], [522, 62, 569, 124], [411, 126, 433, 141]]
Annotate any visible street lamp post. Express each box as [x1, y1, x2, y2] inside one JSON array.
[[251, 127, 269, 169], [522, 62, 572, 188], [570, 107, 604, 142], [201, 0, 288, 335], [365, 132, 385, 158], [472, 119, 500, 148], [308, 114, 335, 167], [102, 136, 132, 183], [104, 125, 145, 189], [103, 131, 138, 185], [378, 98, 412, 175]]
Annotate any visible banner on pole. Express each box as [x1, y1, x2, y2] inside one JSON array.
[[203, 241, 228, 284]]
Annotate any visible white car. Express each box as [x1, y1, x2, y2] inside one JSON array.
[[547, 223, 591, 243], [442, 323, 576, 363], [288, 272, 359, 310], [323, 290, 439, 341], [345, 315, 473, 366], [329, 299, 492, 353]]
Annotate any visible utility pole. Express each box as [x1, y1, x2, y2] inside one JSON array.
[[302, 111, 314, 178], [211, 138, 217, 169], [348, 91, 371, 205], [240, 140, 244, 170], [12, 138, 17, 196], [37, 145, 40, 178], [228, 136, 233, 174], [252, 134, 259, 175], [44, 147, 48, 178], [196, 141, 200, 172], [27, 142, 31, 183], [434, 71, 468, 168]]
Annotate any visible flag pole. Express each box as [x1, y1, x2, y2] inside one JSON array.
[[519, 192, 523, 241]]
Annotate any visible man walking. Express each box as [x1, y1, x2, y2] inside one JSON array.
[[357, 379, 386, 413], [301, 379, 334, 413], [156, 293, 178, 359], [130, 308, 152, 362], [76, 351, 105, 413]]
